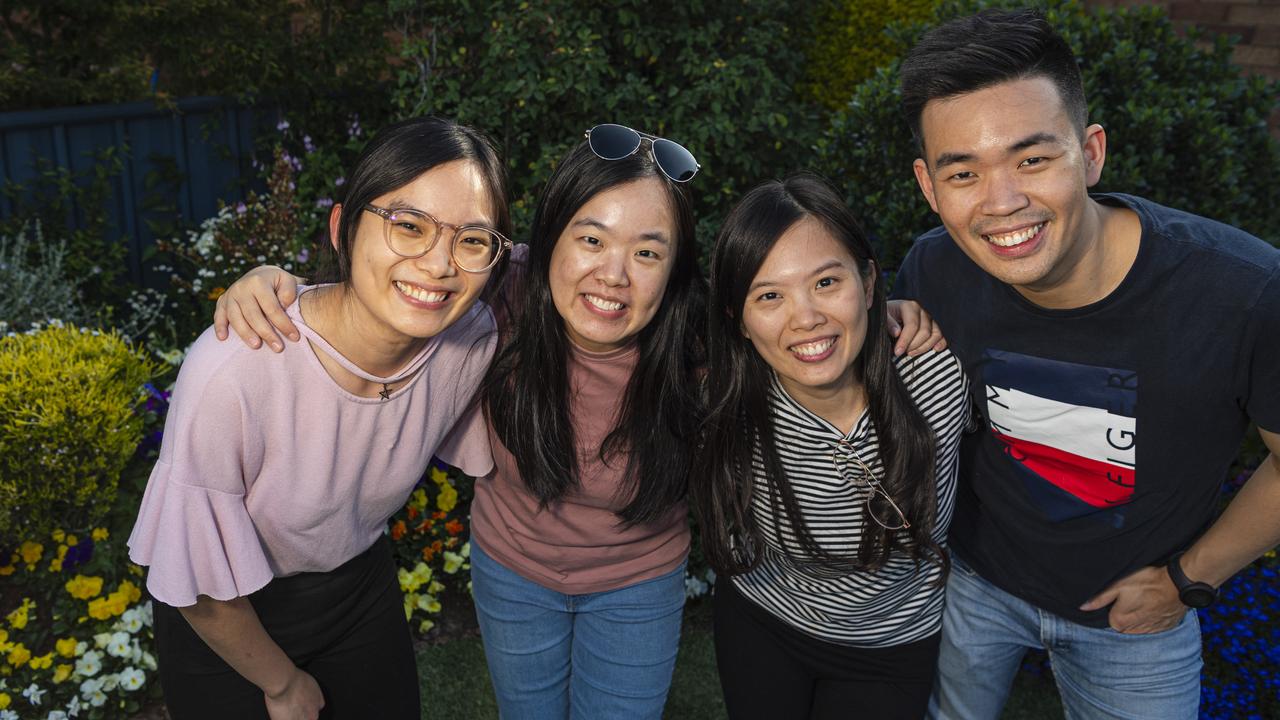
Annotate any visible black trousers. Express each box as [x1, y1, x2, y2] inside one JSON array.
[[154, 536, 419, 720], [714, 579, 940, 720]]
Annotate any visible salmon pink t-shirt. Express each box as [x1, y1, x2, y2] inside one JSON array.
[[128, 287, 497, 607], [469, 341, 690, 595]]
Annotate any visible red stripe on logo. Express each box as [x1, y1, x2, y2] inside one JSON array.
[[992, 432, 1135, 507]]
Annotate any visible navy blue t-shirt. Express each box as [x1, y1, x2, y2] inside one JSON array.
[[893, 193, 1280, 626]]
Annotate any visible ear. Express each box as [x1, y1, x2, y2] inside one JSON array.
[[912, 158, 939, 214], [328, 203, 344, 252], [1081, 123, 1107, 187]]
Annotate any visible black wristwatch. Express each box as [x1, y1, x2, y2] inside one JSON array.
[[1166, 551, 1218, 609]]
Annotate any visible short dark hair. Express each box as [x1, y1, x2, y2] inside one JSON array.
[[483, 141, 707, 525], [900, 8, 1087, 155], [329, 115, 510, 283]]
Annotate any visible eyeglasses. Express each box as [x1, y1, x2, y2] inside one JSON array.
[[584, 123, 700, 183], [363, 205, 512, 273], [831, 440, 911, 530]]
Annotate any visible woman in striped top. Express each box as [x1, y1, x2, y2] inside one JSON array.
[[692, 173, 971, 719]]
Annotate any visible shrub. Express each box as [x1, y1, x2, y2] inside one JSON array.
[[0, 224, 91, 333], [803, 0, 938, 112], [155, 148, 325, 342], [815, 0, 1280, 271], [0, 324, 160, 546], [388, 0, 821, 253]]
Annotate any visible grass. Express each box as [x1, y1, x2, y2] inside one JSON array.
[[418, 600, 1064, 719]]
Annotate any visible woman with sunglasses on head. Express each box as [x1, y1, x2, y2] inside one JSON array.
[[691, 173, 972, 720], [212, 123, 706, 719], [127, 116, 512, 720]]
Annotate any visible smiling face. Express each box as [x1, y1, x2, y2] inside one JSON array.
[[740, 216, 874, 407], [912, 76, 1107, 300], [548, 176, 678, 353], [340, 159, 496, 341]]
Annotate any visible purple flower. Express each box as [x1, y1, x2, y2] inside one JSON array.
[[303, 135, 315, 154], [334, 177, 345, 187], [297, 248, 310, 264], [276, 118, 290, 132], [315, 197, 333, 209], [235, 202, 247, 215]]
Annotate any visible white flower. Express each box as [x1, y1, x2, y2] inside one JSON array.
[[1, 710, 18, 720], [86, 690, 106, 708], [684, 575, 709, 599], [140, 652, 157, 671], [98, 674, 119, 693], [92, 633, 111, 650], [106, 632, 132, 658], [74, 651, 101, 677], [141, 601, 154, 627], [119, 667, 145, 692], [120, 607, 145, 634], [78, 678, 101, 698], [73, 641, 87, 657], [67, 695, 81, 716], [46, 711, 68, 720], [23, 683, 46, 705]]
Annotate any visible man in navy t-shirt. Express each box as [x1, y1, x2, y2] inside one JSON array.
[[890, 9, 1280, 719]]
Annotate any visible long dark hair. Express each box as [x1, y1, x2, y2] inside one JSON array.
[[692, 173, 943, 575], [326, 115, 512, 288], [482, 141, 706, 525]]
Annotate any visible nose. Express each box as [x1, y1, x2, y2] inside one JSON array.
[[980, 169, 1029, 217], [789, 294, 825, 332], [594, 246, 629, 287], [415, 228, 457, 278]]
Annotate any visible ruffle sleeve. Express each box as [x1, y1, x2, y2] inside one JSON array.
[[128, 462, 274, 607]]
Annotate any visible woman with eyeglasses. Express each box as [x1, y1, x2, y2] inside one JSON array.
[[691, 173, 972, 720], [127, 116, 512, 720]]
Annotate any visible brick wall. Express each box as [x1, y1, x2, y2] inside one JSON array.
[[1085, 0, 1279, 130], [1086, 0, 1278, 78]]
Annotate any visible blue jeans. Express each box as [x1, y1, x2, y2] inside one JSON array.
[[929, 555, 1202, 720], [470, 542, 686, 720]]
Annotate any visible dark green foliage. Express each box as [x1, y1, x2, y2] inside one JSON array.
[[0, 0, 393, 117], [816, 0, 1280, 270], [387, 0, 820, 254]]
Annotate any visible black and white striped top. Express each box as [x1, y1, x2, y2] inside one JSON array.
[[732, 349, 972, 647]]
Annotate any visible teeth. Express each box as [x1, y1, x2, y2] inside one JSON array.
[[395, 281, 449, 303], [584, 294, 624, 311], [984, 223, 1044, 247], [790, 338, 835, 357]]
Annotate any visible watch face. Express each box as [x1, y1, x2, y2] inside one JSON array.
[[1182, 586, 1216, 609]]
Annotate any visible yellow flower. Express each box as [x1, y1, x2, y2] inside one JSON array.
[[442, 551, 464, 574], [66, 575, 104, 600], [0, 692, 9, 709], [92, 527, 110, 542], [87, 593, 128, 620], [6, 643, 30, 667], [51, 529, 65, 543], [28, 652, 53, 670], [418, 619, 435, 634], [430, 467, 448, 486], [55, 637, 78, 658], [410, 488, 428, 510], [19, 541, 43, 566], [65, 534, 78, 547], [437, 482, 458, 513], [0, 565, 13, 576], [119, 580, 142, 603], [6, 599, 34, 630], [52, 664, 73, 683]]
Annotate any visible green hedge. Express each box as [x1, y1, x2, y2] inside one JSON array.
[[816, 0, 1280, 270]]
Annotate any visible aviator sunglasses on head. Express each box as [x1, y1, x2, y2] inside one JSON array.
[[584, 123, 701, 183]]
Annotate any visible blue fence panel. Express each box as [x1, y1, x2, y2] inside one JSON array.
[[0, 96, 270, 287]]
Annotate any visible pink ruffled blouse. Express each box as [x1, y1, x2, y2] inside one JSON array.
[[128, 287, 497, 607]]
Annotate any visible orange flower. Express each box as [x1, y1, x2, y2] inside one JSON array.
[[415, 519, 433, 534], [432, 511, 447, 521], [421, 546, 436, 562], [390, 520, 407, 541], [406, 506, 419, 521], [445, 519, 464, 536]]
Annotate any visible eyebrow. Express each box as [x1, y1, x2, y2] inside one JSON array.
[[385, 198, 493, 227], [932, 132, 1064, 171], [573, 217, 670, 245], [748, 259, 848, 293]]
